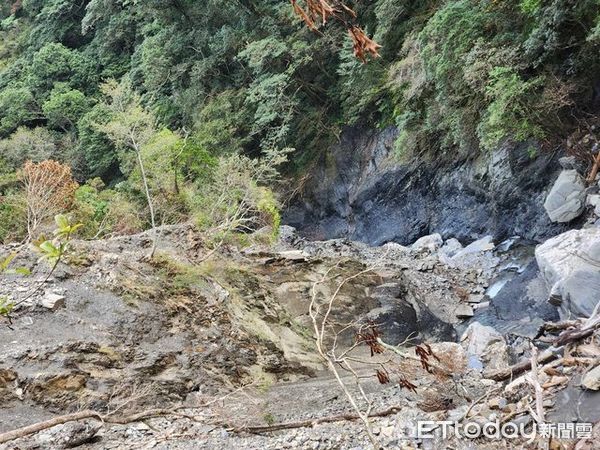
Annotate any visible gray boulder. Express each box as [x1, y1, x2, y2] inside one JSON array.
[[460, 322, 509, 371], [411, 233, 443, 252], [586, 194, 600, 217], [558, 156, 586, 172], [543, 170, 586, 222], [582, 364, 600, 390], [536, 228, 600, 318]]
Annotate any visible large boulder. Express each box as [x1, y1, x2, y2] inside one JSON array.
[[535, 228, 600, 318], [460, 322, 509, 371], [543, 170, 586, 223], [586, 194, 600, 217], [411, 233, 443, 252], [582, 364, 600, 390]]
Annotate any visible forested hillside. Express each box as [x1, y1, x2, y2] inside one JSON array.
[[2, 2, 600, 448], [0, 0, 599, 243]]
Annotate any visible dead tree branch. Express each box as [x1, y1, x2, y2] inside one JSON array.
[[233, 405, 402, 434]]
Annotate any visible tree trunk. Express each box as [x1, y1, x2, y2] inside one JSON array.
[[136, 149, 158, 258]]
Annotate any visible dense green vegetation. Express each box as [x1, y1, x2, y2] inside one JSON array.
[[0, 0, 599, 242]]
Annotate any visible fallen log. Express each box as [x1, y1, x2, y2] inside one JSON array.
[[554, 327, 595, 347], [0, 384, 255, 445], [0, 410, 102, 445], [537, 320, 580, 336], [485, 311, 600, 382], [0, 408, 203, 445], [0, 403, 404, 445], [233, 406, 403, 434], [483, 348, 560, 382]]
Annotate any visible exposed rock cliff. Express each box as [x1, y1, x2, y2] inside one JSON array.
[[285, 127, 572, 245]]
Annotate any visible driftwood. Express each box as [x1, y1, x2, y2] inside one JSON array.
[[0, 381, 260, 445], [486, 309, 600, 382], [554, 305, 600, 346], [554, 327, 594, 347], [233, 406, 403, 434], [0, 407, 208, 444], [527, 345, 545, 424], [0, 405, 404, 445], [537, 320, 579, 336], [0, 410, 102, 445]]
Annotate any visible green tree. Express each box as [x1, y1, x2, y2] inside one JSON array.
[[77, 103, 120, 180], [0, 126, 56, 168], [27, 43, 96, 97], [0, 86, 39, 136], [95, 79, 159, 257], [43, 83, 91, 131]]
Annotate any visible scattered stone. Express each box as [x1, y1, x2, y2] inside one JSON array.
[[380, 426, 395, 438], [0, 368, 17, 388], [277, 250, 307, 261], [441, 236, 500, 275], [544, 169, 586, 222], [455, 236, 495, 255], [439, 238, 463, 259], [461, 322, 503, 355], [455, 304, 474, 318], [468, 294, 484, 303], [40, 293, 66, 310], [582, 365, 600, 390], [381, 242, 410, 254], [429, 342, 468, 373], [488, 397, 507, 410], [536, 227, 600, 317], [416, 259, 435, 271], [472, 301, 490, 310]]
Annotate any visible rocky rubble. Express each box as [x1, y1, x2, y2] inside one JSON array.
[[0, 225, 598, 449]]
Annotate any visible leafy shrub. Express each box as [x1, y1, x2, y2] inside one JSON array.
[[0, 126, 57, 169], [72, 179, 110, 238], [103, 192, 144, 236], [478, 67, 545, 150], [520, 0, 541, 16], [0, 86, 38, 136], [0, 191, 26, 243], [188, 148, 290, 242]]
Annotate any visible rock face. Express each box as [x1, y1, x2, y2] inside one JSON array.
[[285, 126, 569, 246], [535, 227, 600, 317], [543, 170, 587, 223]]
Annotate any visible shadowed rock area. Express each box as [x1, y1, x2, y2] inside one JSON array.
[[285, 126, 572, 246]]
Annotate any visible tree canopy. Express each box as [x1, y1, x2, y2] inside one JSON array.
[[0, 0, 598, 242]]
